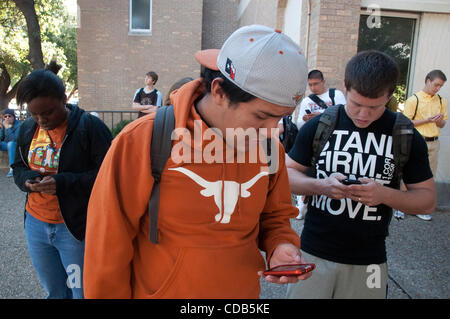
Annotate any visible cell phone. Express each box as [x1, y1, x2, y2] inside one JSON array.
[[26, 179, 39, 184], [263, 263, 316, 277], [305, 109, 311, 114], [341, 178, 362, 185]]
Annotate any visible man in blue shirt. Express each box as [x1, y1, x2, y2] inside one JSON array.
[[0, 109, 21, 177]]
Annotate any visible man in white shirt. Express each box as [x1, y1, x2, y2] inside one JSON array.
[[295, 70, 346, 219], [297, 70, 346, 129]]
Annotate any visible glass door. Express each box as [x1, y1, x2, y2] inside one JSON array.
[[358, 14, 417, 103]]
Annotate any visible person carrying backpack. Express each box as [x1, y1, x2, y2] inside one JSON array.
[[132, 71, 163, 118], [398, 70, 447, 221], [84, 25, 311, 299], [296, 69, 347, 129], [293, 70, 347, 219], [285, 51, 436, 299]]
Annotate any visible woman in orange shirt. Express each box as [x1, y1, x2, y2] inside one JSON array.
[[12, 70, 112, 298]]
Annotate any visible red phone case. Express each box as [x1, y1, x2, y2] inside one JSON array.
[[263, 263, 316, 276]]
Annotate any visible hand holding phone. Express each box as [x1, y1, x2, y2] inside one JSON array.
[[305, 109, 311, 114], [26, 179, 40, 184], [263, 263, 316, 277]]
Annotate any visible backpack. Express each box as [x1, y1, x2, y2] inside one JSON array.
[[280, 115, 298, 153], [412, 94, 442, 119], [147, 106, 276, 244], [307, 105, 414, 227], [308, 88, 336, 110]]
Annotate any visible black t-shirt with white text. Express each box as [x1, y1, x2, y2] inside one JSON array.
[[288, 106, 432, 265]]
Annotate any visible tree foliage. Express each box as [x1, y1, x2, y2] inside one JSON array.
[[0, 0, 77, 109], [358, 15, 415, 102]]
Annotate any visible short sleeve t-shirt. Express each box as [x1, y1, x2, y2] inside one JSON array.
[[288, 106, 432, 265], [133, 88, 163, 118], [26, 122, 68, 224], [296, 89, 347, 129]]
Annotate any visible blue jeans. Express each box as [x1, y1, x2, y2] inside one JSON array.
[[24, 212, 85, 299], [0, 141, 16, 166]]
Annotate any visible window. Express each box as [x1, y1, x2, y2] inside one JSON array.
[[130, 0, 152, 34], [358, 12, 418, 102]]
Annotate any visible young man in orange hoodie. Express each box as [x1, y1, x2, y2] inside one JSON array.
[[84, 25, 311, 298]]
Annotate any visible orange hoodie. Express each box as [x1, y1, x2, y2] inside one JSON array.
[[83, 79, 299, 298]]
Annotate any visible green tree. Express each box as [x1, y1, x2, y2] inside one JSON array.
[[0, 0, 77, 110], [358, 15, 415, 102]]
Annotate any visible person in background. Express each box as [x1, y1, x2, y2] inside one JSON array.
[[296, 69, 347, 129], [397, 70, 447, 221], [0, 108, 21, 177], [294, 70, 347, 219], [163, 77, 194, 106], [12, 69, 112, 298], [132, 71, 163, 118]]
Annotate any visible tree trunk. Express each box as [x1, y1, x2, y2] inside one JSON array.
[[67, 87, 78, 101], [12, 0, 45, 70], [0, 63, 12, 111], [0, 64, 26, 111]]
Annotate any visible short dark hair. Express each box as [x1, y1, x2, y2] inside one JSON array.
[[308, 70, 324, 81], [344, 50, 399, 98], [201, 67, 256, 106], [16, 69, 66, 107], [425, 70, 447, 83], [146, 71, 158, 84], [164, 77, 194, 106]]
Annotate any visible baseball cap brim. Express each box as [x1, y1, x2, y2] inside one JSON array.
[[194, 49, 220, 71]]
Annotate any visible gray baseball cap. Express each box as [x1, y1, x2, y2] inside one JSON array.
[[195, 24, 308, 107]]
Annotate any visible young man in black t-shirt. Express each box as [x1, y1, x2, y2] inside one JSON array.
[[132, 71, 163, 118], [285, 51, 436, 299]]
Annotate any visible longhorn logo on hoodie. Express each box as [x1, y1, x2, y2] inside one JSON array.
[[169, 167, 268, 223]]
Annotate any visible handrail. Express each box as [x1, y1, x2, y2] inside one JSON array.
[[14, 109, 140, 131], [87, 110, 139, 129]]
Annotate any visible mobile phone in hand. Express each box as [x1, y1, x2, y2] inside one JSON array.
[[305, 109, 311, 114], [26, 179, 40, 184], [341, 178, 362, 185], [263, 263, 315, 277]]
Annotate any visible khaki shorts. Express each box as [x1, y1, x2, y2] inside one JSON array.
[[286, 250, 387, 299], [426, 139, 440, 177]]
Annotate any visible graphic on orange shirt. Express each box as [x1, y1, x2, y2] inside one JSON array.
[[28, 128, 62, 175]]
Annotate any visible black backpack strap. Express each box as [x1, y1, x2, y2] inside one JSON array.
[[412, 94, 419, 120], [329, 88, 336, 105], [392, 112, 414, 187], [303, 105, 340, 204], [308, 94, 328, 109], [311, 105, 341, 171], [148, 105, 175, 244], [388, 112, 414, 226]]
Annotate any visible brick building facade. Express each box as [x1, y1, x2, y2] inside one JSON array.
[[77, 0, 239, 111], [77, 0, 450, 204]]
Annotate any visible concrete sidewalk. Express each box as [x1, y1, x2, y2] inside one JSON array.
[[0, 167, 448, 299]]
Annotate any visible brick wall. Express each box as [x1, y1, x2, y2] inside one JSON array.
[[202, 0, 239, 49], [309, 0, 361, 91], [77, 0, 203, 110]]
